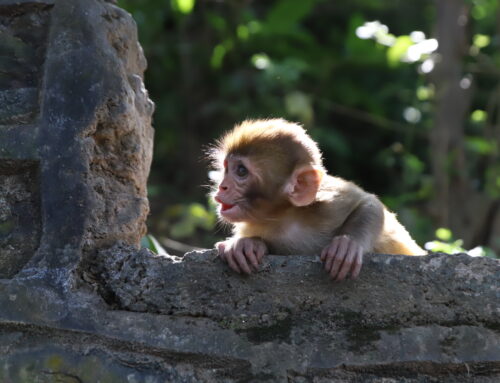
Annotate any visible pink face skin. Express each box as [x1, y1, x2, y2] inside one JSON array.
[[214, 155, 256, 223]]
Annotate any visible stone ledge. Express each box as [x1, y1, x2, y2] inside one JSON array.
[[1, 248, 499, 381]]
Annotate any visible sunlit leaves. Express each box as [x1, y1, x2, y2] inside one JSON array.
[[211, 39, 234, 69], [425, 228, 498, 258], [387, 36, 413, 67], [473, 34, 490, 49], [211, 44, 226, 69], [166, 202, 217, 239], [355, 21, 438, 67], [237, 25, 249, 40], [436, 227, 452, 241], [251, 53, 270, 70], [470, 0, 497, 20], [471, 34, 491, 55], [416, 85, 434, 101], [466, 137, 496, 155], [355, 21, 395, 46], [171, 0, 195, 15], [470, 109, 487, 123], [425, 228, 465, 254]]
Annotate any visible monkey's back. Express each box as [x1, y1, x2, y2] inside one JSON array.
[[374, 209, 425, 255]]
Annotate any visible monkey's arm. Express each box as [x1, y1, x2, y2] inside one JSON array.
[[321, 195, 384, 281], [337, 195, 384, 249]]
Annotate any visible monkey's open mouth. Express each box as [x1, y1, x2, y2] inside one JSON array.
[[214, 197, 236, 212], [220, 202, 235, 211]]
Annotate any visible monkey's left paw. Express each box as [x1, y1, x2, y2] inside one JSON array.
[[320, 235, 364, 281]]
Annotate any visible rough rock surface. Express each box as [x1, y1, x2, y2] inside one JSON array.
[[0, 0, 153, 278], [0, 1, 499, 382], [1, 248, 500, 382]]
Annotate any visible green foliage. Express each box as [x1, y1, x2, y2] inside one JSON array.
[[425, 228, 498, 258], [141, 234, 168, 255], [171, 0, 196, 15], [387, 36, 413, 67], [160, 200, 217, 242]]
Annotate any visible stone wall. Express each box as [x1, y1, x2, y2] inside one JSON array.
[[0, 1, 499, 382], [0, 0, 153, 278]]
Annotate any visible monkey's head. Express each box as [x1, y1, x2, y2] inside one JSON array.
[[211, 119, 324, 223]]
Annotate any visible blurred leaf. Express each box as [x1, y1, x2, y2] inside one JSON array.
[[346, 14, 386, 64], [387, 35, 413, 67], [485, 165, 500, 198], [471, 3, 487, 20], [237, 25, 250, 40], [141, 234, 168, 255], [171, 220, 195, 238], [466, 136, 496, 155], [189, 203, 207, 219], [416, 85, 433, 100], [171, 0, 196, 15], [470, 109, 487, 123], [207, 13, 227, 32], [264, 0, 317, 34], [211, 44, 226, 69], [473, 34, 490, 48], [404, 153, 424, 173], [251, 53, 271, 70], [436, 227, 452, 241], [424, 239, 465, 254]]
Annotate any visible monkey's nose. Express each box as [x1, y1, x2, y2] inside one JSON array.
[[219, 184, 228, 191]]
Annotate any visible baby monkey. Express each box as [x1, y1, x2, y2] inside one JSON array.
[[211, 119, 424, 281]]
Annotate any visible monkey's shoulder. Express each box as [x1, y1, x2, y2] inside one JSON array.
[[317, 175, 371, 206]]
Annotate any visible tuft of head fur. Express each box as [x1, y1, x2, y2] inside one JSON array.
[[217, 119, 323, 169]]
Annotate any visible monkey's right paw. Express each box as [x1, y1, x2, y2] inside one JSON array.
[[215, 237, 268, 275]]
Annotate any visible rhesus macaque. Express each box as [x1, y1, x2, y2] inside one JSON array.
[[210, 119, 424, 280]]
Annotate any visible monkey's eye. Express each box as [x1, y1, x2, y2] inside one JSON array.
[[236, 164, 248, 178]]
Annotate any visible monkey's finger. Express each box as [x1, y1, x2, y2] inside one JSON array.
[[225, 251, 241, 274], [244, 247, 259, 270], [256, 242, 267, 262], [255, 246, 265, 263], [335, 247, 357, 281], [350, 249, 363, 279], [234, 250, 252, 275], [330, 238, 350, 279], [320, 246, 328, 262], [324, 240, 340, 272], [233, 241, 251, 273], [216, 242, 227, 259], [326, 236, 347, 273]]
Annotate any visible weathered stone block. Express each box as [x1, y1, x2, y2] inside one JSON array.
[[0, 0, 154, 278], [0, 1, 52, 124], [0, 160, 40, 278]]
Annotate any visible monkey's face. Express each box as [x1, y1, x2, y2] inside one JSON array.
[[214, 155, 268, 223]]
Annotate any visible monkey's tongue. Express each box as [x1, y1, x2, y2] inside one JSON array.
[[214, 196, 235, 211], [221, 203, 235, 211]]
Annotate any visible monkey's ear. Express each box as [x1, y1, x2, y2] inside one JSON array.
[[285, 165, 323, 207]]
